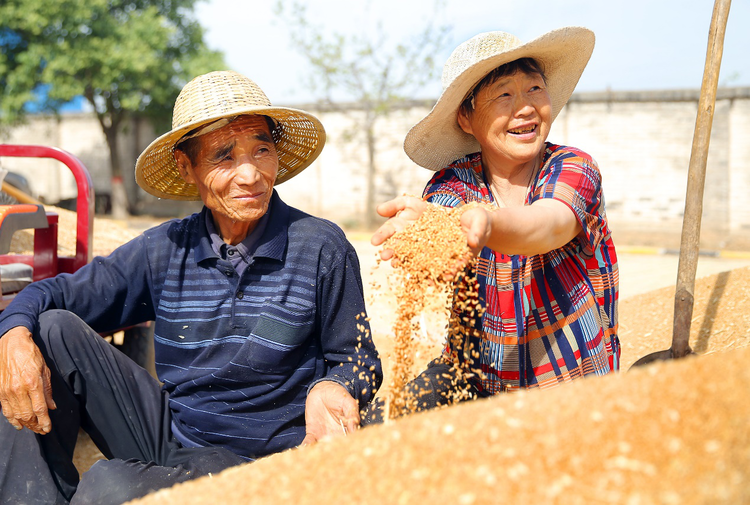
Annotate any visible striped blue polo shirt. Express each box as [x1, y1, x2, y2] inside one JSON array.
[[0, 191, 382, 460]]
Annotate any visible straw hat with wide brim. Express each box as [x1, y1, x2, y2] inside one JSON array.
[[135, 71, 326, 200], [404, 27, 595, 170]]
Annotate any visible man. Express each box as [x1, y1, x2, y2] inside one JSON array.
[[0, 70, 382, 504]]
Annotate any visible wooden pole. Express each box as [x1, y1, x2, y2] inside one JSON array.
[[672, 0, 732, 358]]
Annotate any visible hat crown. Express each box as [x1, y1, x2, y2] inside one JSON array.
[[441, 31, 521, 89], [136, 70, 326, 201], [172, 71, 272, 129]]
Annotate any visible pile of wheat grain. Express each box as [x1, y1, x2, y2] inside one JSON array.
[[378, 202, 485, 418], [126, 217, 750, 504], [619, 266, 750, 368], [129, 342, 750, 505]]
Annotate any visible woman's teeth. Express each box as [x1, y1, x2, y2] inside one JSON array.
[[508, 126, 535, 134]]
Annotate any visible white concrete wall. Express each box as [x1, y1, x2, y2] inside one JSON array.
[[0, 114, 153, 208], [728, 98, 750, 234], [276, 105, 432, 227], [548, 89, 750, 244], [2, 88, 749, 246]]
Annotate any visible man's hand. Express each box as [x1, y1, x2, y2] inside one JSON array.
[[0, 327, 55, 434], [301, 381, 359, 446], [371, 195, 428, 261]]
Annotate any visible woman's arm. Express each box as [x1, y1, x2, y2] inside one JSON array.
[[372, 194, 581, 259], [461, 199, 582, 256]]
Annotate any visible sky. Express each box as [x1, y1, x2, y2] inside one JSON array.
[[194, 0, 749, 105]]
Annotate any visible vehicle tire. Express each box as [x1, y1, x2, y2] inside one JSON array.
[[116, 324, 157, 379]]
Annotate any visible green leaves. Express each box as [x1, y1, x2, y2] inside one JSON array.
[[1, 0, 225, 214], [0, 0, 225, 128]]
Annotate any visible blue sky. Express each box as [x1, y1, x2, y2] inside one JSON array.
[[195, 0, 749, 105]]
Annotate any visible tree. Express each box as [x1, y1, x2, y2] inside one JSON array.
[[273, 0, 451, 228], [0, 0, 225, 218]]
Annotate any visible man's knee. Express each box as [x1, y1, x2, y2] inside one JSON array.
[[36, 310, 122, 370], [362, 359, 477, 424], [38, 310, 91, 342]]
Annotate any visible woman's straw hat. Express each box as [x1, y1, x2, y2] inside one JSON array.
[[136, 71, 326, 200], [404, 27, 595, 170]]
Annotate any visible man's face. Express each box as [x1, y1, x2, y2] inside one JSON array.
[[176, 115, 279, 240]]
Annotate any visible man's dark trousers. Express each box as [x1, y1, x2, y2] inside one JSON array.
[[0, 310, 244, 504]]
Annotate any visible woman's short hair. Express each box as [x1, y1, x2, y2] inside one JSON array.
[[459, 57, 548, 117]]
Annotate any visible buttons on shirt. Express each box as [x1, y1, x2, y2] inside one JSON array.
[[236, 291, 244, 300]]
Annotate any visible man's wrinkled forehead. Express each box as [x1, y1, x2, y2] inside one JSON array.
[[202, 115, 273, 144]]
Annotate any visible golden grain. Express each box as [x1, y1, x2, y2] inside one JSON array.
[[379, 202, 490, 418]]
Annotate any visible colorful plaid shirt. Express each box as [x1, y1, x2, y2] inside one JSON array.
[[423, 143, 619, 393]]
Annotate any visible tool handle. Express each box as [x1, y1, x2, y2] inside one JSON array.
[[672, 0, 731, 357], [1, 181, 42, 205]]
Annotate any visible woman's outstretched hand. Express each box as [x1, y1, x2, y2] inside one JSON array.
[[371, 195, 428, 261], [372, 195, 496, 262]]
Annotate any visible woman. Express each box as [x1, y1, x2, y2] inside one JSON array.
[[373, 27, 619, 397]]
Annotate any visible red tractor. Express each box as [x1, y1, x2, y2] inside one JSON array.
[[0, 144, 154, 374]]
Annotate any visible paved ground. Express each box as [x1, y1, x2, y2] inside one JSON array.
[[615, 248, 750, 299]]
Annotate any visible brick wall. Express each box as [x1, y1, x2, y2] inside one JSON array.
[[2, 88, 749, 246], [550, 88, 750, 247], [276, 88, 750, 246]]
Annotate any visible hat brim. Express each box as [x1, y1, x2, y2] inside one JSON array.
[[404, 26, 595, 170], [135, 106, 326, 201]]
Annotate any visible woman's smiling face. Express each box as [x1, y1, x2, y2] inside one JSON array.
[[458, 70, 552, 169]]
